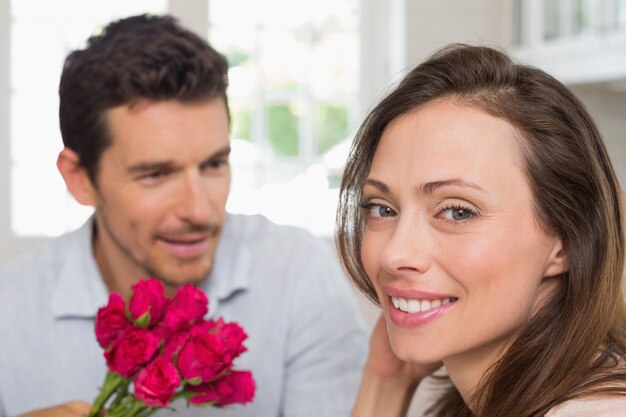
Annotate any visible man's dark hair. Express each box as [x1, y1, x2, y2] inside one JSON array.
[[59, 14, 229, 182]]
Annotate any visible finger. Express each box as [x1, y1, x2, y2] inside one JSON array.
[[65, 401, 92, 416]]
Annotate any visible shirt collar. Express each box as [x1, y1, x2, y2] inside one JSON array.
[[200, 214, 252, 317], [50, 214, 251, 319], [50, 218, 110, 319]]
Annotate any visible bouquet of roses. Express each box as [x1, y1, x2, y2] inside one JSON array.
[[88, 278, 255, 417]]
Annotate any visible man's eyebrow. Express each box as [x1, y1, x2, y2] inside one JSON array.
[[208, 145, 231, 160], [127, 160, 173, 174], [126, 145, 232, 174]]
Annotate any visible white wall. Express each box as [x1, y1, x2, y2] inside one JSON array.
[[573, 85, 626, 188], [404, 0, 509, 69], [0, 0, 10, 252], [0, 1, 48, 260]]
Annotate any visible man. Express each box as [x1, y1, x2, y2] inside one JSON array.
[[0, 14, 367, 417]]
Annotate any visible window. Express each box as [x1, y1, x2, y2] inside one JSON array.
[[8, 0, 360, 238], [10, 0, 167, 236], [513, 0, 625, 45], [209, 0, 360, 236]]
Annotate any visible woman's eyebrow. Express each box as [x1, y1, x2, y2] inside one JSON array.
[[363, 178, 390, 194], [420, 178, 485, 195], [364, 177, 485, 197]]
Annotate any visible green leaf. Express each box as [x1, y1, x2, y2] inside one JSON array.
[[134, 308, 151, 328], [185, 376, 203, 386]]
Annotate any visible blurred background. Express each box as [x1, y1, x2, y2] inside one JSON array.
[[2, 0, 626, 262]]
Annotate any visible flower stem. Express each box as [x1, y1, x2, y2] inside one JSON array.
[[108, 378, 131, 410], [108, 397, 145, 417], [87, 372, 125, 417], [139, 408, 159, 417]]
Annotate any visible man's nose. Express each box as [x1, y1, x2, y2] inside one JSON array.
[[175, 171, 211, 224]]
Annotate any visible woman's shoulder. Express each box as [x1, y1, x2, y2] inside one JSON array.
[[545, 395, 626, 417]]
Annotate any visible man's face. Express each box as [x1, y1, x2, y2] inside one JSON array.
[[90, 98, 231, 290]]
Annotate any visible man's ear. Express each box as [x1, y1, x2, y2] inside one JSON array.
[[56, 148, 98, 206], [544, 237, 569, 277]]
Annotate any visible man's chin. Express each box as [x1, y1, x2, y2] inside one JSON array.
[[145, 259, 213, 289]]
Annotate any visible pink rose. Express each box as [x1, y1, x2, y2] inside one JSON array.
[[187, 371, 256, 406], [176, 331, 228, 384], [161, 285, 208, 331], [134, 357, 181, 407], [209, 319, 248, 363], [95, 293, 129, 348], [105, 328, 160, 378], [129, 278, 169, 327], [162, 329, 192, 361]]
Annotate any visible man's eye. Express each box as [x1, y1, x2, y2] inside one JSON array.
[[139, 171, 165, 180], [202, 159, 228, 171], [137, 170, 167, 183]]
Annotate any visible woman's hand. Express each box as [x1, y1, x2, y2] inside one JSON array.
[[367, 314, 442, 380], [351, 314, 442, 417]]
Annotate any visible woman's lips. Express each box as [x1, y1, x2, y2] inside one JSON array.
[[384, 285, 458, 328]]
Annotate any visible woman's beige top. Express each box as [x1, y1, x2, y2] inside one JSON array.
[[545, 396, 626, 416]]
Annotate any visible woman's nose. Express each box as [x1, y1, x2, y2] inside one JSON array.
[[380, 216, 432, 277]]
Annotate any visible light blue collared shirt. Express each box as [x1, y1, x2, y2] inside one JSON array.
[[0, 214, 367, 417]]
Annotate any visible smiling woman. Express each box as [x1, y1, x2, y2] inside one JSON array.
[[337, 44, 626, 417]]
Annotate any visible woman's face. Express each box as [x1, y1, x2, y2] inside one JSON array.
[[360, 99, 566, 379]]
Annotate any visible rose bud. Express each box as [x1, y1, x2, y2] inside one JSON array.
[[161, 284, 208, 332], [134, 357, 181, 407], [209, 319, 248, 363], [128, 278, 169, 328], [176, 332, 228, 384], [105, 327, 160, 378], [95, 292, 129, 348], [162, 329, 192, 361], [219, 322, 248, 362], [187, 370, 256, 406]]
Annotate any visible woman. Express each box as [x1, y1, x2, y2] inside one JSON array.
[[337, 44, 626, 416]]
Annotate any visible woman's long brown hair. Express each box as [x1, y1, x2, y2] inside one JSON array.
[[336, 44, 626, 416]]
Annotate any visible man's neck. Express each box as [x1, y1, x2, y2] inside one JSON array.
[[91, 219, 144, 299]]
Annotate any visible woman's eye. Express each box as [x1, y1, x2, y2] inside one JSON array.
[[362, 203, 397, 218], [440, 207, 474, 221]]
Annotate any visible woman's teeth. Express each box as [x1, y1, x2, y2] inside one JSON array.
[[391, 296, 457, 313]]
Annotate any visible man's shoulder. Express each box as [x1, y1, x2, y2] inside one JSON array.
[[226, 212, 311, 237], [0, 226, 86, 291], [221, 213, 344, 292], [226, 213, 331, 255]]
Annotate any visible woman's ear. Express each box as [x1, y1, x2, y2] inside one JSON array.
[[544, 237, 569, 277], [56, 148, 98, 206]]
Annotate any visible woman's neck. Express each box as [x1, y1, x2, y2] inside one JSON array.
[[443, 338, 513, 412]]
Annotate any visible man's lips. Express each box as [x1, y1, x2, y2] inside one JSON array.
[[156, 236, 211, 258]]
